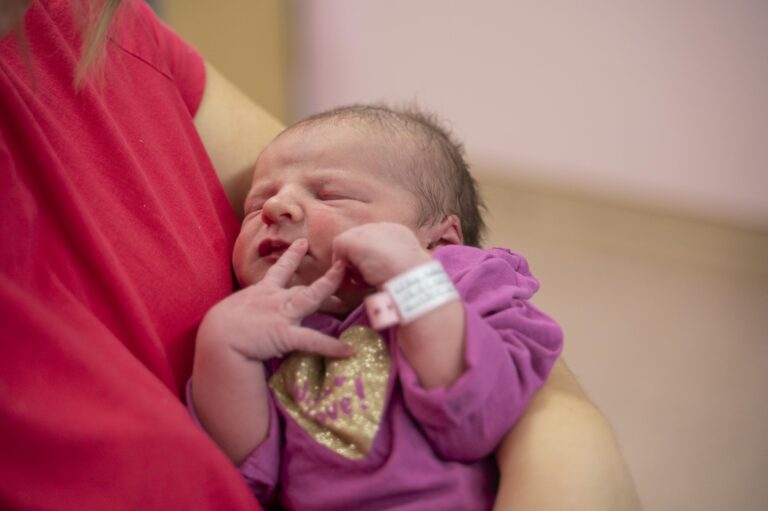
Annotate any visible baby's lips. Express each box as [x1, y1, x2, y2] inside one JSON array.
[[258, 238, 290, 258]]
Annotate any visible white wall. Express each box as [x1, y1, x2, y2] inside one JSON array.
[[291, 0, 768, 229]]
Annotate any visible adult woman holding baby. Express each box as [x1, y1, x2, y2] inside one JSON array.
[[0, 1, 639, 509]]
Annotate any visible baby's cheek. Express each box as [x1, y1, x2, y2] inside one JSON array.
[[307, 213, 347, 261], [231, 237, 249, 280], [232, 222, 263, 285]]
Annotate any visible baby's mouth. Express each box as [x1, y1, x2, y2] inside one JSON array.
[[258, 239, 291, 259]]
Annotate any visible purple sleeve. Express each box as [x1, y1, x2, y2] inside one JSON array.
[[395, 246, 563, 462], [186, 382, 282, 504], [237, 396, 282, 504]]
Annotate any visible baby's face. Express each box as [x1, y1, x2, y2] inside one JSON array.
[[233, 122, 428, 303]]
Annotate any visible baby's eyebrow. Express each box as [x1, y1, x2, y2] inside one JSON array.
[[247, 184, 269, 196], [306, 168, 365, 185], [246, 176, 275, 195]]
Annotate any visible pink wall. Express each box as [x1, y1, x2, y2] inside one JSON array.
[[292, 0, 768, 229]]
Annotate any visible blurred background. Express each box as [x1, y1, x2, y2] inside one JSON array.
[[159, 1, 768, 509]]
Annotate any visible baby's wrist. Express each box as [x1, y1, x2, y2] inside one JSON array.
[[382, 251, 432, 283], [365, 259, 459, 329]]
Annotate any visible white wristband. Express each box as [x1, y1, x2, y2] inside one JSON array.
[[364, 260, 459, 329]]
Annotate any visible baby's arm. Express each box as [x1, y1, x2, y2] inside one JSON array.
[[334, 225, 563, 460], [332, 223, 466, 388], [191, 239, 353, 464], [397, 246, 563, 460]]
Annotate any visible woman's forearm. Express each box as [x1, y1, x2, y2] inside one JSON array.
[[194, 61, 284, 216], [494, 359, 643, 511]]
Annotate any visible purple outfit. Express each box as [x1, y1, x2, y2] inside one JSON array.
[[239, 245, 563, 510]]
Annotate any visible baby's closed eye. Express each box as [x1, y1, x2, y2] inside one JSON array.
[[245, 198, 266, 215], [317, 189, 358, 202], [316, 185, 371, 203]]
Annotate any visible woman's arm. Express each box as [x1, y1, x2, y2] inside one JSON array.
[[193, 61, 285, 215], [494, 359, 642, 510]]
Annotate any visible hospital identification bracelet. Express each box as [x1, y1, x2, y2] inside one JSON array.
[[364, 260, 460, 330]]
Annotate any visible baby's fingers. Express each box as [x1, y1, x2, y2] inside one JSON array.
[[284, 261, 345, 317], [318, 295, 348, 315], [262, 239, 308, 288], [288, 327, 354, 358]]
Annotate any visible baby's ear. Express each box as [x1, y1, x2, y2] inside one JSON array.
[[426, 214, 463, 249]]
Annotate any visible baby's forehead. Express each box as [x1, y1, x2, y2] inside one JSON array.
[[288, 114, 429, 149], [261, 119, 421, 179], [283, 116, 394, 145]]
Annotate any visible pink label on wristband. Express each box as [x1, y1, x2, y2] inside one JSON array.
[[364, 292, 400, 330]]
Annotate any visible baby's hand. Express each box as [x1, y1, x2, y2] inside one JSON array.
[[197, 239, 354, 361], [332, 222, 433, 288]]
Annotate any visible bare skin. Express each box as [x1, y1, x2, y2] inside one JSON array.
[[494, 360, 643, 510], [193, 61, 284, 219]]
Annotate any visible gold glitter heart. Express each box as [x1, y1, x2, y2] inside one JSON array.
[[269, 325, 391, 459]]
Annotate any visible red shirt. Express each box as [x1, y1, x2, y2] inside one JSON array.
[[0, 1, 259, 508]]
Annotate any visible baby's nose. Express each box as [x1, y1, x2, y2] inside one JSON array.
[[261, 192, 303, 225]]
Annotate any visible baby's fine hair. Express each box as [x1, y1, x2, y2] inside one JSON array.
[[290, 104, 487, 247]]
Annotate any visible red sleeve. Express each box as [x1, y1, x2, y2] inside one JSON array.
[[111, 0, 207, 116]]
